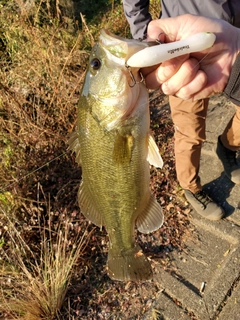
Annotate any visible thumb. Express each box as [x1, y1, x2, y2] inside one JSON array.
[[147, 18, 180, 42], [147, 20, 166, 42]]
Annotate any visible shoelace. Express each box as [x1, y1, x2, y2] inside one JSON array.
[[194, 190, 212, 207]]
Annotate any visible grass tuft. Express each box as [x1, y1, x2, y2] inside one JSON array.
[[0, 204, 91, 319], [0, 1, 191, 318]]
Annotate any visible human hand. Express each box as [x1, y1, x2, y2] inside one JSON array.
[[142, 14, 240, 100]]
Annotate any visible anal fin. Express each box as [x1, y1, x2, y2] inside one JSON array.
[[136, 194, 164, 234]]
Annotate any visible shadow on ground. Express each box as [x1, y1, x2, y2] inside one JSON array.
[[203, 172, 235, 217]]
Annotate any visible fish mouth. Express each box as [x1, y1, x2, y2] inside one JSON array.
[[99, 29, 150, 62]]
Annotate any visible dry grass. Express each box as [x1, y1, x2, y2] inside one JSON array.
[[0, 0, 131, 195], [0, 1, 102, 318], [0, 1, 133, 317], [0, 203, 91, 319], [0, 1, 191, 319], [0, 3, 86, 197]]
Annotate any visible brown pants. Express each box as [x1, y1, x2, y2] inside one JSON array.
[[170, 96, 240, 193]]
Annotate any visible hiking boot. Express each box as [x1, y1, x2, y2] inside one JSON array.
[[216, 136, 240, 184], [184, 189, 224, 220]]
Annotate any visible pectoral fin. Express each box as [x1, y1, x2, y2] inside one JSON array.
[[113, 133, 134, 165], [147, 134, 163, 168], [136, 194, 164, 234], [78, 181, 103, 227]]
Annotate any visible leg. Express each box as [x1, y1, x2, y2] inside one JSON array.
[[169, 96, 224, 220], [170, 96, 208, 193], [220, 106, 240, 150], [217, 105, 240, 183]]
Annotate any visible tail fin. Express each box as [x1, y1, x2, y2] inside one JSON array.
[[107, 245, 152, 281]]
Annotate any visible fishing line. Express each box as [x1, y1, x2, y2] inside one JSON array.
[[0, 151, 67, 194]]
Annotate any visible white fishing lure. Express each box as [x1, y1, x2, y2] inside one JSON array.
[[127, 32, 216, 68]]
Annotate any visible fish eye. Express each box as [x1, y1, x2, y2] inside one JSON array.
[[90, 58, 101, 70]]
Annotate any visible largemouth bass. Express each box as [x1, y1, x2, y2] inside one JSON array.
[[69, 29, 164, 281]]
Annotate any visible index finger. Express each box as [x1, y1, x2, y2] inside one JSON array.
[[143, 54, 189, 89]]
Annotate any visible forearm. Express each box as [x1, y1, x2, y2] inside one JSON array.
[[123, 0, 152, 40]]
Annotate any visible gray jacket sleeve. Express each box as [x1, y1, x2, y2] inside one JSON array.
[[224, 53, 240, 106], [161, 0, 240, 28], [123, 0, 240, 40], [123, 0, 152, 40]]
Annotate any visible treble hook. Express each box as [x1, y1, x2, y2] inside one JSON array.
[[125, 64, 144, 88], [126, 64, 136, 87]]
